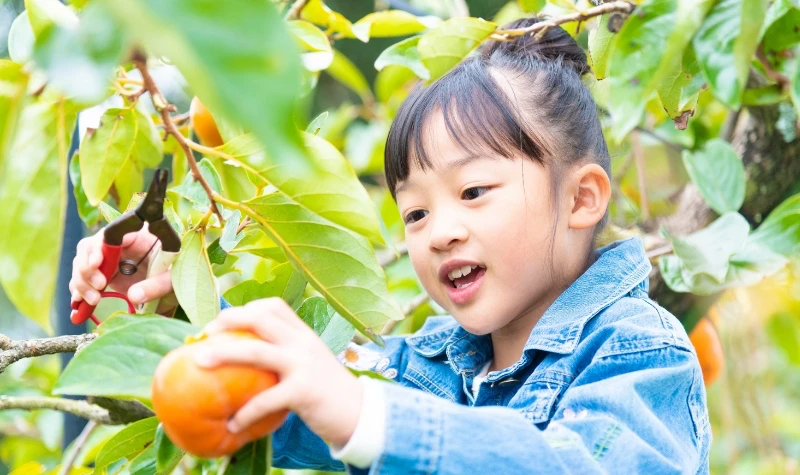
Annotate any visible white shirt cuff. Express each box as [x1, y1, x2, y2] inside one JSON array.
[[328, 375, 387, 469]]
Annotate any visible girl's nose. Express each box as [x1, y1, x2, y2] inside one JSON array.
[[428, 215, 469, 252]]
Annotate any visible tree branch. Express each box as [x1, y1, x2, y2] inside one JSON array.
[[0, 396, 153, 425], [492, 1, 636, 40], [284, 0, 309, 20], [0, 333, 97, 374], [132, 51, 224, 225], [377, 242, 409, 268], [58, 420, 98, 475]]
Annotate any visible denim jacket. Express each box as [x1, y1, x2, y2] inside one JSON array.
[[265, 237, 711, 474]]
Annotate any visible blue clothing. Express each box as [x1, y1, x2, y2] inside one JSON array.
[[258, 237, 711, 474]]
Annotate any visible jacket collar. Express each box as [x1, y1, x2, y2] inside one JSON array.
[[406, 237, 652, 361]]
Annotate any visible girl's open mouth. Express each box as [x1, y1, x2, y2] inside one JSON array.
[[445, 267, 486, 305]]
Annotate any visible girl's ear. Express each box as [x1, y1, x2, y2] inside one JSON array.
[[567, 164, 611, 230]]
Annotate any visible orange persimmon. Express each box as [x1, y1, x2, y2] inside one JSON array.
[[689, 318, 724, 386], [151, 330, 287, 458], [189, 96, 224, 148]]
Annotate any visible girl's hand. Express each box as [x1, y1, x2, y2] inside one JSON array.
[[69, 225, 176, 310], [195, 298, 363, 447]]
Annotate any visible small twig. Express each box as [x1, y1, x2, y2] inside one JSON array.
[[132, 51, 225, 225], [0, 333, 98, 373], [380, 292, 430, 336], [491, 1, 635, 40], [634, 126, 687, 153], [646, 244, 673, 260], [237, 217, 252, 234], [185, 138, 267, 184], [377, 242, 409, 268], [58, 420, 98, 475], [284, 0, 309, 20], [631, 130, 650, 222], [756, 45, 791, 92], [171, 112, 191, 126], [0, 394, 154, 425]]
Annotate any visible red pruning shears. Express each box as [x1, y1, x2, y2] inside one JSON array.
[[70, 169, 181, 326]]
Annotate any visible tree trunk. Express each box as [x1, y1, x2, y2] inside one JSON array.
[[650, 99, 800, 324]]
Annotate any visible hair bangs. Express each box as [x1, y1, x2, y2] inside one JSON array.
[[385, 59, 550, 198]]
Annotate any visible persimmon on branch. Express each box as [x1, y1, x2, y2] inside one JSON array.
[[131, 50, 225, 225]]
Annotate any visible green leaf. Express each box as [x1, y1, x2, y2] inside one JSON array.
[[8, 11, 35, 64], [128, 443, 157, 475], [172, 228, 220, 327], [131, 109, 164, 167], [223, 262, 306, 308], [374, 36, 430, 80], [101, 0, 313, 179], [244, 192, 402, 345], [326, 49, 373, 103], [726, 240, 787, 287], [418, 17, 497, 82], [154, 424, 183, 474], [767, 311, 800, 366], [518, 0, 546, 12], [297, 296, 356, 355], [662, 212, 750, 284], [92, 417, 159, 475], [656, 45, 705, 127], [79, 107, 137, 206], [220, 209, 244, 252], [790, 57, 800, 118], [54, 316, 195, 398], [99, 201, 123, 223], [32, 3, 128, 105], [24, 0, 78, 37], [169, 158, 222, 212], [0, 96, 78, 331], [682, 138, 745, 214], [301, 0, 359, 41], [351, 10, 440, 41], [606, 0, 678, 141], [223, 437, 270, 475], [693, 0, 767, 109], [288, 20, 333, 72], [750, 193, 800, 256], [69, 153, 101, 227], [306, 111, 328, 135], [0, 60, 28, 168], [222, 132, 386, 247], [588, 15, 616, 80], [759, 0, 800, 53], [742, 84, 786, 106], [207, 238, 228, 266]]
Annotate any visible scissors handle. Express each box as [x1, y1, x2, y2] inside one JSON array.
[[70, 243, 123, 325]]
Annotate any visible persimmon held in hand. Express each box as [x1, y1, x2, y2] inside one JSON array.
[[151, 330, 288, 458], [189, 96, 224, 148], [689, 318, 724, 386]]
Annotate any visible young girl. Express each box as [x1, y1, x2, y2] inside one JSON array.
[[71, 18, 710, 475]]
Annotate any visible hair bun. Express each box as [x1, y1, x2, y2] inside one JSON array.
[[479, 17, 590, 77]]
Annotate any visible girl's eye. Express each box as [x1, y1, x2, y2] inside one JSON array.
[[403, 209, 428, 225], [462, 186, 489, 200]]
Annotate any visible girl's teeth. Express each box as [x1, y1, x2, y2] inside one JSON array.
[[456, 281, 474, 289], [460, 265, 471, 275]]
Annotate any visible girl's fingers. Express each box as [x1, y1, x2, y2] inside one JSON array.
[[245, 298, 310, 332], [206, 304, 297, 344], [194, 339, 290, 374], [227, 381, 294, 434], [127, 271, 173, 305]]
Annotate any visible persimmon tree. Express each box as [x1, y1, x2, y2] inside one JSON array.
[[1, 0, 800, 473]]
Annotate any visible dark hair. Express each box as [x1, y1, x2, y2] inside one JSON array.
[[384, 17, 611, 238]]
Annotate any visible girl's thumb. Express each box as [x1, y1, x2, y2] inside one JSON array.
[[128, 271, 173, 304]]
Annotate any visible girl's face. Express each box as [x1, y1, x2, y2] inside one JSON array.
[[396, 112, 579, 336]]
